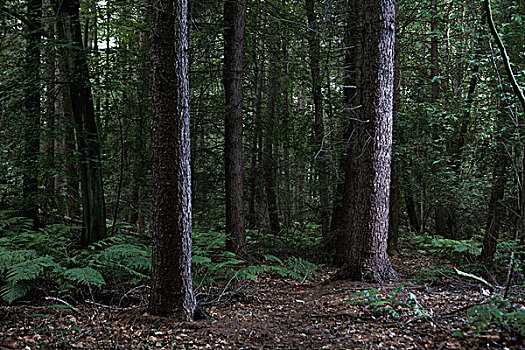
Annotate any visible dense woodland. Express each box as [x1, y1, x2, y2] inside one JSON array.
[[0, 0, 524, 348]]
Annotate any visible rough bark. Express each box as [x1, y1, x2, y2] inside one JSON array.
[[149, 0, 196, 320], [341, 0, 397, 282], [305, 0, 330, 240], [329, 0, 362, 264], [223, 0, 247, 255], [52, 0, 106, 243]]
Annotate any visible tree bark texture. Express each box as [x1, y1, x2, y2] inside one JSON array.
[[223, 0, 247, 255], [388, 7, 401, 255], [305, 0, 330, 241], [329, 0, 362, 264], [52, 0, 106, 243], [149, 0, 196, 320], [342, 0, 397, 282]]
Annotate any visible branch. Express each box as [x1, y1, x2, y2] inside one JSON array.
[[484, 0, 525, 114]]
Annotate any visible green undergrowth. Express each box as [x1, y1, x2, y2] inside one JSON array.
[[455, 297, 525, 339], [400, 229, 523, 284], [0, 212, 320, 303], [346, 284, 427, 318]]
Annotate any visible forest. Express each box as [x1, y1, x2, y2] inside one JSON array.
[[0, 0, 524, 348]]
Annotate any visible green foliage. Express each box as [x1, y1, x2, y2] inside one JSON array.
[[347, 284, 427, 318], [401, 231, 482, 263], [0, 254, 60, 303], [467, 298, 525, 337], [63, 268, 105, 287], [191, 229, 320, 286]]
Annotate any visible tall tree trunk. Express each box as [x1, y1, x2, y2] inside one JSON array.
[[149, 0, 196, 320], [388, 5, 401, 255], [42, 0, 56, 219], [329, 0, 362, 264], [341, 0, 397, 282], [22, 0, 42, 226], [430, 0, 447, 238], [263, 7, 280, 235], [305, 0, 330, 240], [52, 0, 106, 244], [223, 0, 247, 255], [247, 26, 264, 229]]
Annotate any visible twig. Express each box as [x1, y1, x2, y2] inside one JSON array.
[[45, 296, 85, 317], [84, 300, 138, 311]]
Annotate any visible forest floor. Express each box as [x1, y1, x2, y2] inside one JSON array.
[[0, 252, 523, 349]]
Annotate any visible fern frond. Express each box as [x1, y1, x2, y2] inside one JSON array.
[[63, 267, 105, 287]]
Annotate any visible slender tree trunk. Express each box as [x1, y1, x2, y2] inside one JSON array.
[[404, 180, 421, 232], [480, 143, 507, 262], [149, 0, 196, 320], [247, 28, 264, 229], [388, 6, 401, 255], [263, 8, 280, 235], [22, 0, 42, 226], [52, 0, 106, 244], [341, 0, 397, 282], [42, 0, 56, 218], [305, 0, 330, 240], [223, 0, 247, 255]]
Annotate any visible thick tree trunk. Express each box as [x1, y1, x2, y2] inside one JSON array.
[[341, 0, 397, 282], [52, 0, 106, 244], [149, 0, 196, 320], [22, 0, 42, 226], [223, 0, 247, 255], [329, 0, 362, 263], [305, 0, 330, 240]]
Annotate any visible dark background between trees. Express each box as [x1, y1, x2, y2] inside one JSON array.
[[0, 0, 524, 322]]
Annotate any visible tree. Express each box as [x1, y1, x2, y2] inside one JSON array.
[[223, 0, 247, 255], [149, 0, 196, 320], [22, 0, 42, 226], [305, 0, 330, 240], [52, 0, 106, 244], [330, 0, 363, 265], [340, 0, 397, 281]]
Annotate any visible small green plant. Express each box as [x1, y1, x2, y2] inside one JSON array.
[[467, 298, 525, 337], [347, 284, 427, 318]]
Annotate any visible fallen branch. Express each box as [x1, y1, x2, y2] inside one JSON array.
[[45, 296, 85, 317], [454, 268, 495, 289]]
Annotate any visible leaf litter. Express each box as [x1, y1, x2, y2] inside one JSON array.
[[0, 252, 523, 349]]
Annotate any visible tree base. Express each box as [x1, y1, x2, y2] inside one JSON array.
[[333, 262, 399, 283]]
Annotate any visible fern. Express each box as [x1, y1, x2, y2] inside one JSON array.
[[63, 267, 105, 287], [0, 255, 60, 303]]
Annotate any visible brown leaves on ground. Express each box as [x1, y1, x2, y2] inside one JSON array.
[[0, 252, 523, 349]]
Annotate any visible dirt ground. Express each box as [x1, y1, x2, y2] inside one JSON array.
[[1, 252, 523, 349]]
